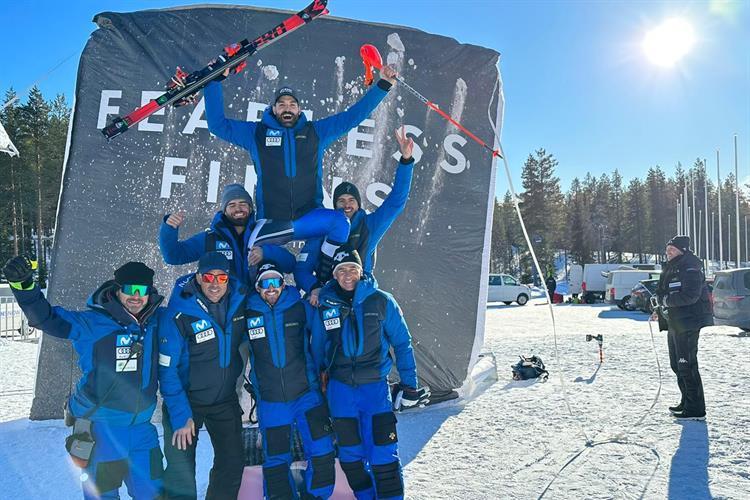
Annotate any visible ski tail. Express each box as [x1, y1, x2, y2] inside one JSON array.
[[101, 0, 329, 140]]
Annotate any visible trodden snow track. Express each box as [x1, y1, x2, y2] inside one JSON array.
[[1, 300, 749, 498]]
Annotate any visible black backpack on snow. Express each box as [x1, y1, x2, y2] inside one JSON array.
[[511, 355, 549, 381]]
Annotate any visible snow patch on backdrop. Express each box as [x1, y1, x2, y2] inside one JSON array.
[[334, 56, 346, 107], [387, 32, 405, 52], [261, 65, 279, 81]]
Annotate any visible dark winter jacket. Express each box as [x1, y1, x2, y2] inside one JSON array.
[[158, 274, 248, 429], [11, 281, 164, 426], [656, 251, 713, 332], [545, 276, 557, 295], [245, 286, 319, 403], [159, 211, 295, 285], [204, 79, 392, 220], [294, 157, 415, 292], [311, 276, 417, 388]]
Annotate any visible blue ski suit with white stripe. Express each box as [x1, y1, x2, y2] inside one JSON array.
[[203, 78, 393, 246], [311, 276, 417, 500], [10, 281, 166, 499], [159, 210, 295, 286], [157, 274, 249, 500], [294, 156, 414, 293], [245, 286, 336, 499]]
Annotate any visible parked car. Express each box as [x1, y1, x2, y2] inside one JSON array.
[[627, 278, 659, 313], [606, 270, 660, 309], [712, 269, 750, 331], [488, 274, 532, 305]]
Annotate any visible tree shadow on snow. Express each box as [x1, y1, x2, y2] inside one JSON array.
[[668, 421, 711, 499], [573, 363, 601, 384], [597, 309, 649, 321]]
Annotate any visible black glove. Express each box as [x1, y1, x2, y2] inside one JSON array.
[[3, 256, 35, 289], [394, 384, 430, 410]]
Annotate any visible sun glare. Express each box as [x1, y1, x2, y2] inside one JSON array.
[[642, 18, 696, 67]]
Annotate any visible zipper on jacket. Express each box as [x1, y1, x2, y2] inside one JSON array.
[[287, 128, 295, 220], [130, 328, 144, 425], [270, 306, 287, 401]]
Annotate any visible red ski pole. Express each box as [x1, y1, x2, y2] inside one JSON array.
[[360, 44, 502, 159]]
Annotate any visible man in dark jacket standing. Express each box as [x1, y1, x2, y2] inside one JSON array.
[[311, 246, 429, 500], [246, 260, 336, 499], [158, 252, 248, 499], [545, 273, 557, 301], [654, 235, 712, 421], [2, 257, 166, 499]]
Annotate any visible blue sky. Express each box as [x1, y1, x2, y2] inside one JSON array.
[[1, 0, 748, 196]]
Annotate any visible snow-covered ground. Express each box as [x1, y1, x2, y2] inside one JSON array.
[[1, 300, 748, 499]]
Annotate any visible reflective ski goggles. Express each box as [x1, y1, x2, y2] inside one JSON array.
[[257, 277, 283, 289], [120, 284, 150, 296], [201, 273, 229, 284]]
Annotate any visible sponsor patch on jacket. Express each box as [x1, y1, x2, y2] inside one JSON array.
[[116, 358, 138, 372], [116, 334, 134, 347], [669, 281, 682, 288], [116, 346, 131, 360], [322, 307, 341, 331], [159, 353, 171, 367], [285, 322, 299, 328], [296, 253, 308, 262], [195, 328, 216, 343], [247, 316, 266, 340], [266, 129, 282, 146]]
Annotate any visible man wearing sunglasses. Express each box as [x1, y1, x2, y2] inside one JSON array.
[[245, 260, 336, 499], [311, 246, 429, 500], [2, 256, 166, 499], [160, 183, 296, 285], [295, 125, 415, 305], [158, 251, 249, 499]]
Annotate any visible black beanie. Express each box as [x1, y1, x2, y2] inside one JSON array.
[[114, 262, 154, 287], [667, 235, 691, 253], [220, 184, 253, 212], [332, 244, 363, 275], [333, 182, 362, 209]]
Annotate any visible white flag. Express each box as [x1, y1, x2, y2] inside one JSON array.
[[0, 119, 19, 157]]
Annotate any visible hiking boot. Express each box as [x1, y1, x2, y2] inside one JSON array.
[[668, 403, 684, 415], [673, 411, 706, 421]]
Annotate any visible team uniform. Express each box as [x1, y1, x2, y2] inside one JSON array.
[[312, 275, 417, 500], [246, 283, 336, 499]]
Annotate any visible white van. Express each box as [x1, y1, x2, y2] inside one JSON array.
[[581, 264, 634, 302], [487, 274, 532, 305], [605, 270, 660, 308], [569, 264, 583, 296]]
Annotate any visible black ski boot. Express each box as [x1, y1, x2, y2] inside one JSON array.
[[668, 402, 684, 415], [673, 411, 706, 421]]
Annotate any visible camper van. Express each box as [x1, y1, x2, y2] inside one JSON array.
[[605, 269, 660, 308]]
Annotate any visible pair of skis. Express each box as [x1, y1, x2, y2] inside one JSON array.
[[102, 0, 501, 162], [101, 0, 329, 139]]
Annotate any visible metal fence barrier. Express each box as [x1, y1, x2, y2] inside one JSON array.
[[0, 296, 40, 342]]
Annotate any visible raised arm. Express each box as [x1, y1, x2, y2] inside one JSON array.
[[159, 213, 208, 265], [204, 81, 257, 149]]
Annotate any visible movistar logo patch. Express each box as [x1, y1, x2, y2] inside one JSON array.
[[116, 334, 133, 347], [334, 251, 349, 262], [323, 308, 340, 319], [266, 129, 282, 137], [216, 241, 230, 250], [191, 319, 211, 333], [248, 316, 264, 328]]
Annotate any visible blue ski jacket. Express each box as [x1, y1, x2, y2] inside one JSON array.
[[158, 274, 248, 430], [159, 211, 295, 285], [294, 157, 414, 292], [311, 276, 417, 388], [11, 282, 165, 426], [204, 79, 392, 220], [245, 286, 319, 403]]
